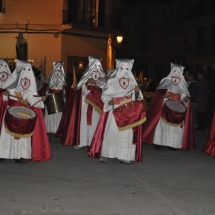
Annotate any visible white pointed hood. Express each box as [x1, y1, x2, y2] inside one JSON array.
[[0, 59, 11, 88], [157, 63, 189, 95], [2, 59, 38, 95], [102, 59, 143, 99], [76, 56, 105, 90], [46, 61, 66, 90]]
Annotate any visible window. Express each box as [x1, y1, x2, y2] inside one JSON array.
[[66, 0, 120, 29], [76, 0, 96, 25], [67, 0, 96, 26]]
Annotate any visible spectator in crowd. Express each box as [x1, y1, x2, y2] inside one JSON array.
[[187, 71, 198, 130], [205, 66, 215, 127], [184, 68, 191, 86]]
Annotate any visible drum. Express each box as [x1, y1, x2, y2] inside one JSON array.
[[46, 93, 66, 115], [113, 100, 146, 131], [4, 106, 37, 138], [161, 100, 186, 126]]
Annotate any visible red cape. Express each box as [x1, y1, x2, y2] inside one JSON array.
[[61, 88, 82, 146], [31, 107, 52, 161], [142, 89, 195, 149], [88, 111, 143, 162], [67, 87, 75, 115], [0, 90, 52, 161], [0, 89, 9, 133], [203, 111, 215, 156]]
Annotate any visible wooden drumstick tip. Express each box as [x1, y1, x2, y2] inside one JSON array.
[[17, 111, 31, 119]]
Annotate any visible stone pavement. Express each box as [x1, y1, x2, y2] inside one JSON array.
[[0, 129, 215, 215]]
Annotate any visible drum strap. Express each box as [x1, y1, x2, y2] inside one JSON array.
[[49, 89, 63, 94]]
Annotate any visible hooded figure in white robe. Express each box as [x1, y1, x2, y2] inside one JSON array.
[[44, 62, 67, 133], [0, 60, 48, 162], [76, 56, 106, 148], [0, 60, 11, 88], [61, 56, 106, 148], [142, 63, 195, 150], [88, 59, 146, 163]]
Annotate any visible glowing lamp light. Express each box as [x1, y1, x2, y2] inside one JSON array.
[[78, 61, 84, 69], [116, 36, 123, 44]]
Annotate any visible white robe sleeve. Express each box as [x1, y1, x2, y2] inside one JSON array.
[[180, 93, 189, 107], [101, 94, 113, 112], [22, 93, 44, 108]]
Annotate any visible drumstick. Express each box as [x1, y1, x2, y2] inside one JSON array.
[[124, 84, 142, 96], [8, 94, 23, 100], [49, 82, 59, 90], [182, 95, 193, 102], [31, 95, 49, 107], [32, 92, 53, 107], [31, 99, 43, 107]]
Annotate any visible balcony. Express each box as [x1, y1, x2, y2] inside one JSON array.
[[62, 10, 121, 30]]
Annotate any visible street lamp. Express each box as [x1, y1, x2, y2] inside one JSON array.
[[107, 34, 124, 69], [116, 35, 123, 43]]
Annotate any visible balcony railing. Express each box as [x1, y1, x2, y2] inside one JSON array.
[[62, 10, 121, 30]]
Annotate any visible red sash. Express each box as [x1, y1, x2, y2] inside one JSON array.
[[85, 86, 103, 113], [85, 86, 103, 125], [49, 89, 63, 94]]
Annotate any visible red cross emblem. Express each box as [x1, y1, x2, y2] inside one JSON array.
[[119, 77, 129, 89], [20, 77, 30, 90], [54, 70, 62, 78], [0, 72, 8, 82], [171, 76, 180, 85], [92, 71, 100, 80]]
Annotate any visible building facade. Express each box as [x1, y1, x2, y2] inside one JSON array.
[[0, 0, 123, 83]]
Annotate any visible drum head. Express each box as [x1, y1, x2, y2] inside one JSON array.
[[165, 100, 186, 113], [8, 106, 36, 119]]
